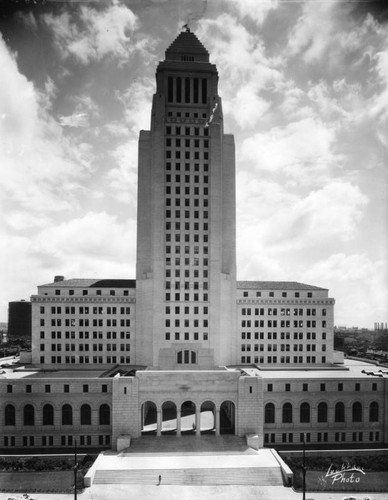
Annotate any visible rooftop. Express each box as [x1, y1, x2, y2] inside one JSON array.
[[165, 29, 209, 62], [237, 281, 328, 291], [40, 278, 136, 288]]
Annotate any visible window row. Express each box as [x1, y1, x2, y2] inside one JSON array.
[[166, 150, 209, 161], [240, 344, 324, 352], [165, 331, 208, 341], [264, 431, 380, 445], [166, 138, 209, 149], [4, 403, 111, 426], [39, 355, 131, 364], [166, 161, 208, 172], [268, 382, 369, 392], [165, 221, 208, 231], [165, 292, 208, 302], [264, 401, 379, 424], [166, 305, 208, 314], [241, 331, 326, 340], [241, 356, 325, 364], [52, 289, 131, 296], [41, 331, 131, 340], [41, 319, 131, 327], [7, 383, 109, 394], [241, 291, 315, 299], [42, 306, 131, 315], [241, 320, 326, 328], [241, 307, 324, 316], [165, 124, 209, 136], [3, 434, 111, 447], [45, 343, 131, 352]]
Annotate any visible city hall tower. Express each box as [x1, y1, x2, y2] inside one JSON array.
[[135, 30, 237, 368]]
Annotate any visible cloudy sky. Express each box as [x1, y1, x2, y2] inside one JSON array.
[[0, 0, 387, 328]]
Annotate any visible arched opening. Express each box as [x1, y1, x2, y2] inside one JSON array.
[[200, 400, 215, 434], [5, 404, 15, 426], [99, 404, 110, 425], [23, 404, 35, 426], [43, 404, 54, 425], [265, 403, 275, 424], [181, 401, 196, 434], [352, 402, 362, 423], [335, 402, 345, 422], [220, 400, 235, 434], [282, 402, 293, 423], [80, 404, 91, 425], [162, 401, 177, 434], [62, 404, 73, 425], [369, 401, 379, 422], [317, 402, 328, 423], [300, 402, 310, 423], [141, 401, 157, 434]]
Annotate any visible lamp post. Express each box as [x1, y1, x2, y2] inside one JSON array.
[[73, 440, 78, 500], [302, 432, 306, 500]]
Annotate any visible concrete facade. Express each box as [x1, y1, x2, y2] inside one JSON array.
[[1, 30, 387, 453]]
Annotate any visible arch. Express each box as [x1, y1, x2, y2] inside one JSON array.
[[162, 400, 177, 434], [264, 403, 275, 424], [99, 404, 110, 425], [43, 403, 54, 425], [181, 400, 196, 434], [23, 404, 35, 426], [200, 400, 215, 434], [4, 404, 15, 426], [352, 401, 362, 423], [62, 404, 73, 425], [317, 402, 328, 423], [80, 403, 92, 425], [335, 402, 345, 422], [282, 402, 293, 423], [369, 401, 379, 422], [300, 402, 310, 423], [141, 401, 157, 434], [220, 400, 235, 434]]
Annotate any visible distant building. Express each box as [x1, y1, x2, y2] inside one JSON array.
[[375, 322, 388, 331], [7, 301, 31, 340], [0, 30, 387, 452]]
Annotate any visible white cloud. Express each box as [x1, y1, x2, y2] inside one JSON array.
[[43, 1, 140, 65], [59, 112, 89, 128], [197, 14, 283, 129], [237, 173, 368, 257], [240, 117, 341, 183], [0, 36, 89, 215], [301, 253, 388, 327], [223, 0, 279, 25], [106, 139, 138, 205]]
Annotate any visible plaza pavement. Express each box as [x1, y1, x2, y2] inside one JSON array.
[[1, 485, 388, 500]]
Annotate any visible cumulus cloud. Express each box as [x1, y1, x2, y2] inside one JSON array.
[[43, 1, 139, 65], [240, 117, 342, 183], [0, 36, 89, 215], [237, 174, 368, 258], [223, 0, 279, 25], [198, 13, 283, 129], [301, 253, 388, 326]]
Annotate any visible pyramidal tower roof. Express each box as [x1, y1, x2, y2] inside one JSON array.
[[165, 29, 209, 62]]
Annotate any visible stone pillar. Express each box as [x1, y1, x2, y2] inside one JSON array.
[[196, 408, 201, 436], [176, 408, 181, 436], [157, 409, 162, 437], [215, 408, 220, 436]]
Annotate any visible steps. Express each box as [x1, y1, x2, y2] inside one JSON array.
[[93, 466, 284, 486], [85, 436, 288, 487]]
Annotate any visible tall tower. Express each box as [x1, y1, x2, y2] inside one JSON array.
[[135, 30, 236, 369]]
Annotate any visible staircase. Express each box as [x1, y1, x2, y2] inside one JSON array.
[[85, 435, 288, 487]]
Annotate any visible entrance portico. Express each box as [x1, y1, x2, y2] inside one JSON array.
[[141, 399, 233, 436]]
